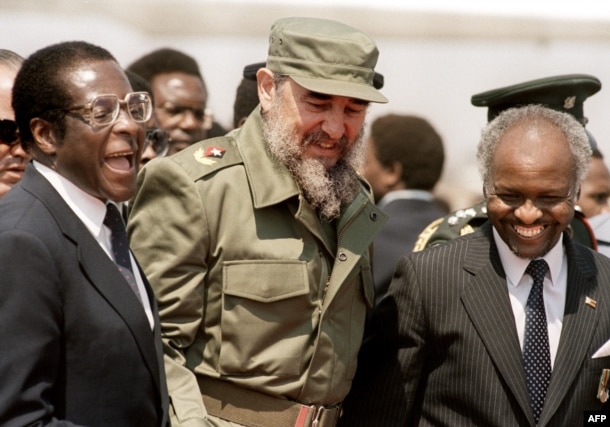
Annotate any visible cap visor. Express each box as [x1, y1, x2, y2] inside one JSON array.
[[291, 75, 388, 103]]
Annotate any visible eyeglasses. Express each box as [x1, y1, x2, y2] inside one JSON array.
[[0, 119, 19, 146], [62, 92, 153, 128], [144, 128, 169, 157]]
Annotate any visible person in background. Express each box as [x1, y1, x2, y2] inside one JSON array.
[[232, 62, 264, 129], [0, 41, 169, 426], [127, 47, 221, 155], [362, 113, 447, 304], [577, 134, 610, 220], [578, 133, 610, 256], [125, 69, 169, 168], [340, 104, 610, 426], [0, 49, 28, 199], [128, 17, 388, 427], [414, 74, 601, 252]]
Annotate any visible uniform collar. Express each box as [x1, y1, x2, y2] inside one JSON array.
[[236, 109, 300, 209]]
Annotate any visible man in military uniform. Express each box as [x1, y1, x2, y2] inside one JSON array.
[[128, 17, 388, 427], [414, 74, 601, 252]]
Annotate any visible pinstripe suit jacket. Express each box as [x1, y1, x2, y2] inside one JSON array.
[[340, 221, 610, 426]]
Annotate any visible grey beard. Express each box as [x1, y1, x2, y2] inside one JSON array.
[[262, 109, 365, 221]]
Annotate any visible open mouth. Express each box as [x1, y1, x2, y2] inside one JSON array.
[[105, 151, 135, 172], [514, 224, 546, 238], [318, 141, 337, 149]]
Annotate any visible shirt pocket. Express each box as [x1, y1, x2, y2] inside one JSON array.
[[219, 260, 313, 377]]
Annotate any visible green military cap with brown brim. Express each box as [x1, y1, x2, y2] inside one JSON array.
[[471, 74, 601, 124], [266, 17, 388, 103]]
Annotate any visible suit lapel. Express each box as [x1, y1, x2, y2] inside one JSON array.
[[20, 165, 162, 393], [77, 238, 162, 388], [539, 239, 600, 426], [460, 224, 534, 423]]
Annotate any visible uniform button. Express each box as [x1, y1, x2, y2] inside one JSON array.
[[338, 252, 347, 261], [370, 212, 378, 221]]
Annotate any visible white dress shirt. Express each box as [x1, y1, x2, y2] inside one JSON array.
[[493, 227, 567, 368], [33, 161, 154, 329]]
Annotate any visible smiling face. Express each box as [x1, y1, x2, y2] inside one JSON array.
[[37, 60, 143, 203], [486, 120, 576, 259], [261, 74, 368, 170], [258, 71, 367, 219]]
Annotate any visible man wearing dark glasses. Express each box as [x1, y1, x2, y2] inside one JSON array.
[[0, 49, 28, 200], [0, 41, 169, 426]]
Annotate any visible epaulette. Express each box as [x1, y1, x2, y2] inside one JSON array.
[[171, 134, 244, 181], [413, 201, 488, 252]]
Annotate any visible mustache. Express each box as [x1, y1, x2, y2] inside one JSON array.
[[302, 131, 349, 151]]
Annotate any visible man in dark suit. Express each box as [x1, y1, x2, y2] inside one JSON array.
[[361, 113, 447, 304], [0, 41, 169, 426], [340, 104, 610, 426]]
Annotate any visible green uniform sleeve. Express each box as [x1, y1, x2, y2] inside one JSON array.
[[128, 157, 209, 426]]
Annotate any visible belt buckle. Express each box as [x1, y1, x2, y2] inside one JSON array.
[[296, 404, 340, 427], [312, 406, 323, 427]]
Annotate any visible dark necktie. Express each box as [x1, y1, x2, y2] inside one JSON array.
[[523, 259, 551, 423], [104, 203, 142, 303]]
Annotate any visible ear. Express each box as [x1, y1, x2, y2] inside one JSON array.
[[30, 117, 58, 156], [257, 68, 276, 112], [383, 160, 404, 188]]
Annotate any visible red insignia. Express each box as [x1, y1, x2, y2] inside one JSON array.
[[205, 146, 225, 158]]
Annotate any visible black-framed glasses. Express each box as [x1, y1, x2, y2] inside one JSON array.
[[62, 92, 153, 128], [144, 128, 169, 157], [0, 119, 19, 146]]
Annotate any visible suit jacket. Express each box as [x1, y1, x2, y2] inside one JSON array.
[[373, 197, 446, 304], [340, 221, 610, 426], [0, 165, 169, 427]]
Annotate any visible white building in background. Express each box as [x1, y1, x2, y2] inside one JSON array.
[[2, 0, 610, 209]]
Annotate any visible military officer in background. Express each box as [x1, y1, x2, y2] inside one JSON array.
[[414, 74, 601, 252]]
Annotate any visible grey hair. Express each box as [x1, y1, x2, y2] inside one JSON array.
[[477, 104, 591, 193], [0, 49, 24, 71]]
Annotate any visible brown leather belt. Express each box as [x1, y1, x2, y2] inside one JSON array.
[[199, 377, 341, 427]]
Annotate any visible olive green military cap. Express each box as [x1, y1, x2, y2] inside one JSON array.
[[471, 74, 601, 124], [266, 17, 388, 103]]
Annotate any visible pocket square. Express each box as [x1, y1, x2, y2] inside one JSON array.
[[593, 339, 610, 358]]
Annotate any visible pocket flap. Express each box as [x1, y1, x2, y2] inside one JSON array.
[[223, 260, 309, 303]]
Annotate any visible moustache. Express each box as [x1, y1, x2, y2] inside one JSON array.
[[302, 131, 349, 151]]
